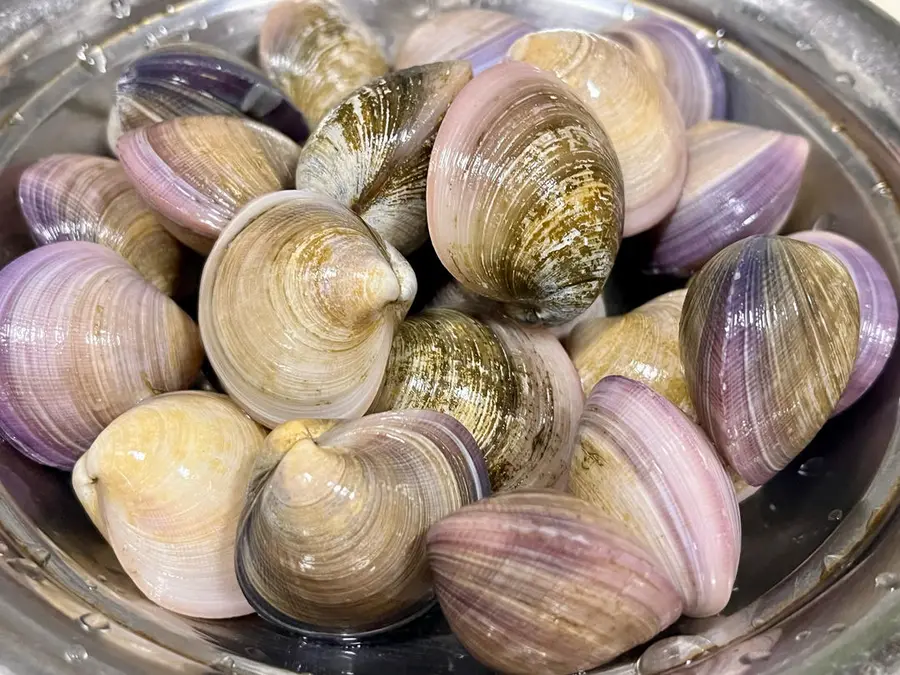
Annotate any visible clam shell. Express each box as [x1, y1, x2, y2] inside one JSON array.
[[649, 121, 810, 276], [572, 376, 741, 617], [427, 489, 683, 675], [606, 18, 726, 127], [199, 190, 416, 428], [395, 9, 533, 75], [429, 281, 607, 340], [427, 61, 623, 325], [72, 391, 269, 618], [0, 242, 204, 469], [371, 309, 583, 491], [567, 289, 694, 419], [680, 235, 860, 485], [117, 115, 300, 254], [259, 0, 389, 127], [112, 43, 310, 145], [295, 62, 472, 255], [791, 230, 898, 414], [18, 154, 182, 295], [509, 30, 687, 237], [235, 410, 489, 636]]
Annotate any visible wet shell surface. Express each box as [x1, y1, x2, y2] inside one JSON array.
[[791, 230, 898, 414], [199, 190, 416, 428], [371, 309, 583, 491], [112, 43, 310, 145], [680, 235, 860, 485], [649, 121, 810, 276], [0, 242, 204, 469], [567, 289, 694, 419], [606, 17, 726, 127], [572, 376, 741, 617], [118, 115, 300, 254], [509, 30, 687, 237], [18, 154, 182, 295], [295, 62, 472, 254], [72, 392, 270, 618], [427, 489, 683, 675], [235, 410, 489, 636], [395, 9, 534, 75], [427, 61, 624, 325], [259, 0, 389, 126]]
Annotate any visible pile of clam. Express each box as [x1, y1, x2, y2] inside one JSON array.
[[0, 0, 896, 672]]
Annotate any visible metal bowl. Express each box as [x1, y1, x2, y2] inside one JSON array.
[[1, 0, 900, 673]]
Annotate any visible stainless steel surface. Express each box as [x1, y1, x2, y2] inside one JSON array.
[[2, 0, 900, 673]]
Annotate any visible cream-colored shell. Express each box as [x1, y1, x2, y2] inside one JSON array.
[[72, 391, 271, 619]]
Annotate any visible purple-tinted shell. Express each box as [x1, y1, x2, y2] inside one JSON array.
[[608, 17, 726, 127], [115, 43, 309, 144], [395, 9, 533, 75], [648, 121, 810, 276], [791, 230, 898, 414]]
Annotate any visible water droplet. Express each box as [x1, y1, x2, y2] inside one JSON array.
[[835, 72, 855, 86], [715, 28, 727, 39], [7, 557, 43, 581], [179, 31, 191, 41], [110, 0, 131, 18], [739, 651, 771, 665], [5, 111, 24, 127], [796, 39, 813, 51], [158, 26, 169, 36], [756, 12, 767, 22], [76, 44, 108, 74], [411, 3, 430, 17], [875, 572, 900, 590], [622, 3, 636, 21], [197, 17, 209, 30], [827, 623, 847, 634], [795, 630, 812, 641], [751, 616, 767, 629], [19, 52, 30, 62], [873, 182, 893, 198], [824, 553, 844, 570], [145, 34, 160, 49], [64, 645, 89, 663], [97, 574, 108, 583], [768, 502, 778, 512], [831, 123, 845, 134], [0, 541, 7, 556], [798, 456, 824, 477], [79, 613, 111, 632], [792, 533, 806, 544], [165, 3, 176, 13], [86, 581, 97, 592], [639, 635, 714, 674], [226, 25, 236, 36], [213, 655, 236, 673], [829, 509, 844, 521]]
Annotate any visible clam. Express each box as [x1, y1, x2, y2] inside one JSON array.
[[295, 61, 472, 255], [235, 410, 489, 636], [427, 490, 683, 675], [649, 121, 810, 276], [72, 391, 269, 619], [18, 154, 182, 295], [395, 8, 533, 75], [259, 0, 389, 127], [427, 61, 624, 325], [572, 376, 741, 617], [0, 242, 203, 469], [791, 230, 898, 414], [567, 289, 694, 419], [430, 281, 608, 340], [681, 235, 860, 486], [508, 30, 687, 236], [606, 18, 726, 127], [371, 309, 583, 491], [199, 190, 416, 428], [117, 115, 300, 254], [111, 43, 310, 146]]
